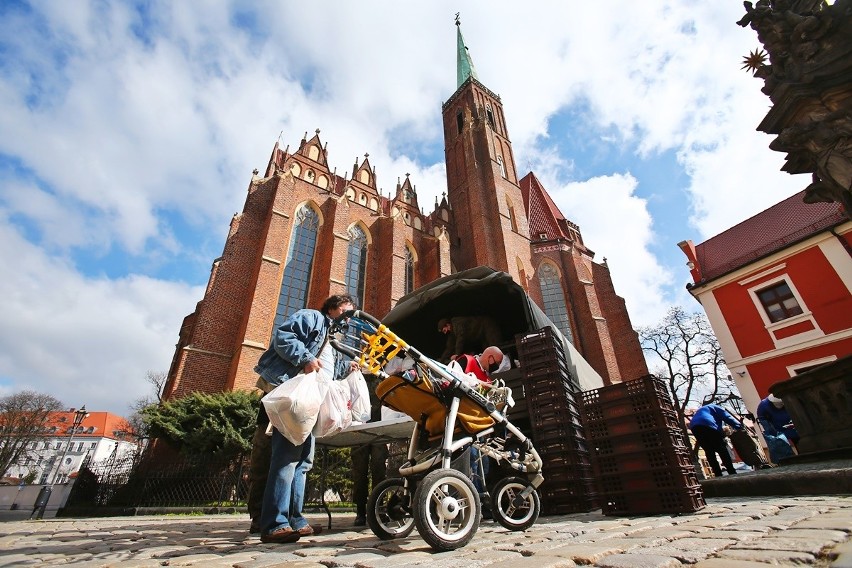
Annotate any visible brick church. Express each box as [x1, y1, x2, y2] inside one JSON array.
[[161, 22, 647, 402]]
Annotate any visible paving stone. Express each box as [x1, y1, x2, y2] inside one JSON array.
[[322, 551, 395, 567], [484, 555, 577, 568], [714, 548, 817, 564], [535, 542, 628, 564], [160, 552, 228, 565], [692, 559, 773, 567], [233, 552, 305, 567], [830, 537, 852, 568], [593, 553, 683, 568], [731, 534, 838, 555]]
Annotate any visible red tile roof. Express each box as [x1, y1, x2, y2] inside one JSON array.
[[694, 191, 846, 283], [520, 172, 570, 240]]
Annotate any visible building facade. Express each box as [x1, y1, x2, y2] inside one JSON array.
[[161, 23, 647, 403], [3, 409, 138, 484], [679, 191, 852, 415]]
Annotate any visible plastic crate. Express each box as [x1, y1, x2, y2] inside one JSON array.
[[579, 392, 676, 422], [597, 466, 700, 494], [580, 374, 671, 405], [593, 447, 693, 475], [601, 486, 705, 516], [583, 407, 681, 439], [589, 427, 690, 456], [542, 498, 600, 515]]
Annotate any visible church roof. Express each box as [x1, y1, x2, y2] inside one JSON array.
[[693, 191, 846, 283], [456, 19, 479, 88], [520, 171, 573, 240]]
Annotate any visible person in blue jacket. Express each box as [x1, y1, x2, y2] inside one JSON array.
[[757, 394, 799, 446], [251, 294, 355, 544], [688, 403, 744, 477]]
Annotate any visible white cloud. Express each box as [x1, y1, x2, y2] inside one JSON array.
[[0, 219, 203, 415], [546, 173, 673, 327]]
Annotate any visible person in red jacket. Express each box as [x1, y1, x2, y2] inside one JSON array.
[[452, 346, 506, 385]]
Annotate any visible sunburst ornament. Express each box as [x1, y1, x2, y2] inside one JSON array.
[[741, 48, 768, 75]]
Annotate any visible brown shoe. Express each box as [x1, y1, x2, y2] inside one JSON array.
[[297, 524, 323, 536], [260, 527, 301, 543]]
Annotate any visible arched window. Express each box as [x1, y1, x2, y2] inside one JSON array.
[[506, 196, 517, 232], [345, 225, 368, 306], [538, 263, 574, 344], [274, 205, 319, 330], [405, 246, 415, 295], [497, 156, 506, 178]]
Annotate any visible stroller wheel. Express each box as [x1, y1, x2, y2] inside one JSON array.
[[413, 467, 480, 551], [490, 476, 540, 531], [367, 477, 415, 540]]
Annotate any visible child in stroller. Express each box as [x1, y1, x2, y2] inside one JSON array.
[[330, 310, 544, 551]]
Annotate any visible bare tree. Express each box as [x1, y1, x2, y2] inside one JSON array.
[[638, 306, 739, 425], [0, 391, 64, 477], [126, 370, 168, 443]]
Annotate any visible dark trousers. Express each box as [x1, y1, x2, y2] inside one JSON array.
[[351, 443, 388, 517], [693, 425, 736, 477], [248, 405, 271, 523]]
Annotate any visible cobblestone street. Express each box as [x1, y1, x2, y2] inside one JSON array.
[[1, 495, 851, 567]]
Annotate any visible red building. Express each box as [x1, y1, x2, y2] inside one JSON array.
[[161, 23, 647, 403], [679, 191, 852, 415]]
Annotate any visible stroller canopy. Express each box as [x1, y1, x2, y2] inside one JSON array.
[[381, 266, 604, 391]]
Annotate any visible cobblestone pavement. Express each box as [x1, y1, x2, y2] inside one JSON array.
[[1, 496, 851, 567]]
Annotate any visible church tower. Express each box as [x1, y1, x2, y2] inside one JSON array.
[[442, 19, 534, 286]]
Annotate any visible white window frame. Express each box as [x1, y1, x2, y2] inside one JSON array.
[[747, 274, 822, 348]]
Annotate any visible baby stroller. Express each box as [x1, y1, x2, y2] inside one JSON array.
[[330, 310, 544, 551]]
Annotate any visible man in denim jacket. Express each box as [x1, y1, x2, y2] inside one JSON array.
[[250, 294, 355, 544]]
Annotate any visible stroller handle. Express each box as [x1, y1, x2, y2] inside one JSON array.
[[329, 309, 416, 377]]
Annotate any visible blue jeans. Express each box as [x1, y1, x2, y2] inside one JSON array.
[[260, 429, 315, 534]]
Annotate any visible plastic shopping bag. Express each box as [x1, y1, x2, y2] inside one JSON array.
[[313, 379, 352, 438], [346, 369, 372, 423], [447, 359, 481, 389], [262, 371, 327, 445]]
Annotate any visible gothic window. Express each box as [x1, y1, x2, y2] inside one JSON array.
[[485, 103, 495, 129], [756, 280, 803, 323], [405, 246, 415, 295], [305, 169, 315, 183], [497, 156, 506, 178], [274, 205, 319, 330], [539, 263, 575, 344], [457, 111, 464, 133], [308, 145, 320, 161], [359, 169, 370, 184], [346, 187, 356, 201], [345, 225, 368, 306], [506, 197, 517, 232], [317, 174, 329, 189]]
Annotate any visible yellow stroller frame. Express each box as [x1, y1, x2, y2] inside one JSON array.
[[330, 310, 544, 551]]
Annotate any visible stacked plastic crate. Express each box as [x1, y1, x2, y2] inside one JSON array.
[[515, 327, 598, 514], [578, 375, 705, 515]]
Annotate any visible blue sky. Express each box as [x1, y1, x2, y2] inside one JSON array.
[[0, 1, 806, 415]]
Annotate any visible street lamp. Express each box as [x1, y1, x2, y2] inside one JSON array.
[[33, 405, 88, 519], [50, 405, 89, 485]]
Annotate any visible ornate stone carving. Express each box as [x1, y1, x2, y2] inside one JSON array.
[[738, 0, 852, 216]]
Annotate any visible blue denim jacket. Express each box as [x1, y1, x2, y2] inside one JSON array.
[[254, 309, 331, 392]]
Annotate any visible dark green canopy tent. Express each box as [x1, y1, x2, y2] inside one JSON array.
[[381, 266, 604, 391]]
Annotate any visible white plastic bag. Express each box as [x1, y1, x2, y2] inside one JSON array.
[[262, 371, 327, 445], [447, 359, 482, 388], [313, 380, 353, 438], [346, 369, 372, 423]]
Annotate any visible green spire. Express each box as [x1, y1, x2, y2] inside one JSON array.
[[456, 15, 479, 88]]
